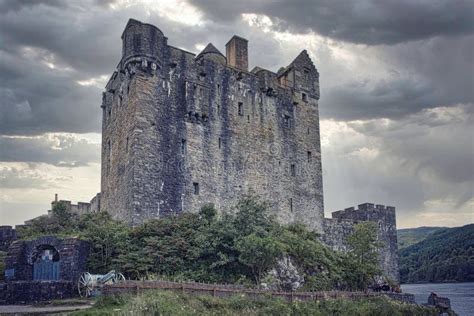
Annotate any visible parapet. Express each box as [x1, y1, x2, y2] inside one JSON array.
[[121, 18, 167, 70], [332, 202, 396, 222]]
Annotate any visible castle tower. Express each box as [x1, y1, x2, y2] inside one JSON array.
[[101, 20, 324, 230]]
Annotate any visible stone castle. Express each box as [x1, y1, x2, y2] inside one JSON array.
[[3, 19, 398, 282]]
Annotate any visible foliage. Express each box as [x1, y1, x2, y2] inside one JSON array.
[[397, 227, 445, 249], [10, 195, 385, 290], [343, 222, 383, 290], [72, 290, 438, 316], [399, 224, 474, 283], [76, 212, 130, 274], [236, 233, 284, 283], [16, 201, 81, 239]]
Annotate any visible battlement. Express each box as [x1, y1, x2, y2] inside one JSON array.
[[332, 203, 395, 222]]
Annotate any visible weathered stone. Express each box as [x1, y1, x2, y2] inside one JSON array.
[[100, 19, 324, 231], [98, 19, 400, 283]]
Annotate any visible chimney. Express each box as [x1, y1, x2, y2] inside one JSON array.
[[55, 193, 58, 202], [226, 35, 248, 71]]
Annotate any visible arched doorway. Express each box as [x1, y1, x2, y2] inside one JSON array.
[[32, 245, 60, 280]]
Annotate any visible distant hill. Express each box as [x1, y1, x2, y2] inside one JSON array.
[[399, 224, 474, 284], [397, 226, 446, 249]]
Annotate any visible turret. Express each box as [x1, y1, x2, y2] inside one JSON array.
[[121, 19, 167, 70]]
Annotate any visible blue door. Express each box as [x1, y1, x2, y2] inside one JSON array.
[[33, 249, 60, 280]]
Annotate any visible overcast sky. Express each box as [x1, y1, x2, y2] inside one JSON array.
[[0, 0, 472, 228]]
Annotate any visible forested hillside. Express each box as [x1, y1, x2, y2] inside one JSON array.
[[399, 224, 474, 283], [397, 227, 445, 249]]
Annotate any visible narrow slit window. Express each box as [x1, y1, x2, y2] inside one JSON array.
[[181, 139, 187, 155], [238, 102, 244, 116], [126, 137, 129, 153], [307, 151, 312, 163], [218, 137, 222, 149], [284, 115, 291, 128], [193, 182, 199, 195], [290, 198, 293, 212], [290, 164, 296, 176]]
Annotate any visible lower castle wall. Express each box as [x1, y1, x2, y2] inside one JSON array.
[[321, 203, 399, 284], [0, 281, 76, 304]]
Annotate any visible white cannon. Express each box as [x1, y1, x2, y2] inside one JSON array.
[[77, 270, 125, 297]]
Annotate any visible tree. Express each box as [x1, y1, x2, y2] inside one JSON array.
[[344, 222, 383, 290], [236, 233, 284, 284], [78, 212, 130, 273]]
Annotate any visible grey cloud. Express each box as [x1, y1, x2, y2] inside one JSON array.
[[190, 0, 474, 45], [0, 135, 100, 167], [0, 167, 59, 189], [322, 104, 473, 223]]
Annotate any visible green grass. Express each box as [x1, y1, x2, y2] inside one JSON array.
[[72, 290, 439, 316]]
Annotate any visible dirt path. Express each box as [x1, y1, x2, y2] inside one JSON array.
[[0, 304, 92, 314]]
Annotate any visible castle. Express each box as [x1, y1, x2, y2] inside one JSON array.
[[3, 19, 397, 282], [99, 19, 399, 282]]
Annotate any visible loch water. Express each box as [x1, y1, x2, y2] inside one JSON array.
[[401, 282, 474, 316]]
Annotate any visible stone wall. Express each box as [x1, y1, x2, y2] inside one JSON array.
[[4, 236, 89, 282], [0, 281, 75, 304], [322, 203, 399, 283], [100, 19, 324, 231], [0, 226, 16, 252]]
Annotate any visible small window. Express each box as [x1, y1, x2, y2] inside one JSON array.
[[108, 107, 112, 119], [307, 127, 310, 135], [302, 93, 308, 102], [307, 151, 312, 163], [193, 182, 199, 195], [126, 137, 129, 153], [218, 137, 222, 149], [290, 164, 296, 176], [181, 139, 187, 155], [217, 84, 222, 95], [217, 103, 221, 115], [238, 102, 244, 116], [247, 115, 250, 122], [118, 95, 122, 106], [290, 198, 293, 212], [284, 115, 291, 128]]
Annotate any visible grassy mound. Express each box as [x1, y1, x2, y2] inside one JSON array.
[[72, 290, 438, 316]]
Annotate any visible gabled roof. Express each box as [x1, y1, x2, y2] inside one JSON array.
[[278, 50, 318, 78], [196, 43, 225, 59]]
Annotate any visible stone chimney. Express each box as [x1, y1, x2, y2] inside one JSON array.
[[226, 35, 248, 71]]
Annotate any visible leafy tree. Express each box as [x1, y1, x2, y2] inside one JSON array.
[[343, 222, 383, 290], [77, 212, 130, 273], [236, 233, 284, 284]]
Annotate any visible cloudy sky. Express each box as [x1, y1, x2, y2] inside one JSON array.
[[0, 0, 472, 228]]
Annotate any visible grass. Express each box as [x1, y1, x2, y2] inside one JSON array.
[[72, 290, 440, 316]]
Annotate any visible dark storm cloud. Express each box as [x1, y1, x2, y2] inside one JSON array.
[[320, 34, 474, 120], [0, 135, 100, 167], [190, 0, 474, 45], [0, 0, 66, 13]]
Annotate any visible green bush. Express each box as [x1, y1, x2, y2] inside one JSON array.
[[13, 195, 387, 290]]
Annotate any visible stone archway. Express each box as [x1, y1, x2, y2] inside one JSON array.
[[32, 244, 60, 280]]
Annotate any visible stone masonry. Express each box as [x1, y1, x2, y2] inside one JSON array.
[[101, 19, 323, 230], [98, 19, 399, 282], [322, 203, 399, 282]]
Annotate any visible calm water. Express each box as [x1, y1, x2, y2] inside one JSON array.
[[401, 282, 474, 316]]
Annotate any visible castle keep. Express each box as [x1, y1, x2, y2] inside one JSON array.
[[101, 19, 324, 229], [97, 19, 399, 282]]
